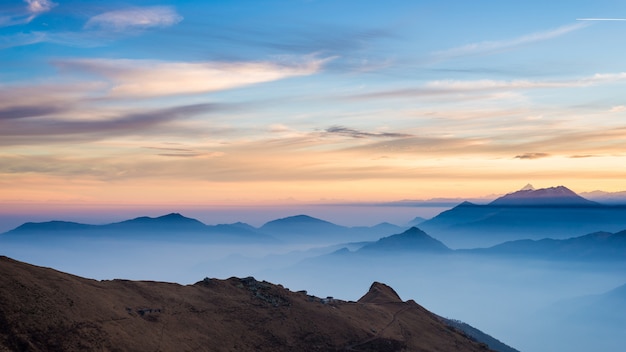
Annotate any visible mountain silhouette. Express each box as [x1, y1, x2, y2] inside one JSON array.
[[9, 221, 97, 234], [489, 185, 598, 206], [1, 213, 274, 243], [359, 227, 451, 253], [106, 213, 208, 232], [420, 186, 626, 248], [259, 214, 406, 243], [2, 213, 406, 245], [468, 229, 626, 261], [260, 214, 343, 235], [0, 256, 502, 352]]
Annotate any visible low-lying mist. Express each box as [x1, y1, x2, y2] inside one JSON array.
[[2, 232, 624, 352]]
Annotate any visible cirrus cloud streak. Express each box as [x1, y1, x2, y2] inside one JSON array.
[[56, 57, 330, 97]]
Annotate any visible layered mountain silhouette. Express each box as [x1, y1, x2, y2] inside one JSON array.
[[259, 214, 406, 243], [420, 185, 626, 248], [2, 213, 273, 243], [1, 213, 405, 245], [467, 230, 626, 261], [325, 226, 625, 263], [0, 256, 505, 352]]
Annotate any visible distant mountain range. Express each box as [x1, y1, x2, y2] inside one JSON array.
[[1, 213, 407, 245], [0, 256, 511, 352], [327, 226, 626, 262], [465, 230, 626, 261], [419, 185, 626, 248], [4, 184, 626, 251], [580, 190, 626, 203], [2, 213, 273, 244]]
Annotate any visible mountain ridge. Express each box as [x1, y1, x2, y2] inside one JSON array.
[[489, 185, 598, 206], [419, 185, 626, 247], [1, 213, 407, 245], [0, 256, 502, 352]]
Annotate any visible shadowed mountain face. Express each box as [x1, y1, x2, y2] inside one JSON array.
[[420, 186, 626, 248], [0, 256, 495, 352]]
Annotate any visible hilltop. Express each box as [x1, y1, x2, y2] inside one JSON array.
[[0, 256, 497, 352]]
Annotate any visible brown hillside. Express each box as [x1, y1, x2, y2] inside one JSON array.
[[0, 256, 492, 352]]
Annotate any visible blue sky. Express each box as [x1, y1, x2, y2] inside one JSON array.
[[1, 0, 626, 211]]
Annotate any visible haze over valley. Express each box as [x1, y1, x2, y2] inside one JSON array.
[[2, 185, 626, 352]]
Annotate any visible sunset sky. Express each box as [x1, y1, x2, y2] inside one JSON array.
[[2, 0, 626, 217]]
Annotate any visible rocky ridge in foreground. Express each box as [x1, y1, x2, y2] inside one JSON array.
[[0, 256, 499, 352]]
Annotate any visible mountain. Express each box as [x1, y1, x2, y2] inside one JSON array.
[[439, 317, 520, 352], [259, 214, 406, 244], [581, 190, 626, 204], [467, 230, 626, 261], [357, 282, 404, 304], [359, 227, 451, 253], [406, 216, 427, 226], [0, 256, 501, 352], [8, 220, 97, 234], [519, 183, 535, 191], [104, 213, 208, 232], [489, 185, 598, 206], [1, 213, 274, 243], [260, 214, 344, 237], [419, 186, 626, 248]]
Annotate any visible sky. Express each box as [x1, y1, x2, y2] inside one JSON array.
[[2, 0, 626, 222]]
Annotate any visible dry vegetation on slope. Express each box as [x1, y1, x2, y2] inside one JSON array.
[[0, 256, 491, 352]]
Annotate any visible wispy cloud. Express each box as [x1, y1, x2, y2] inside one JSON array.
[[84, 6, 183, 31], [144, 146, 224, 158], [0, 103, 217, 145], [56, 57, 330, 97], [0, 32, 47, 49], [0, 0, 56, 27], [0, 103, 66, 120], [346, 71, 626, 101], [325, 126, 412, 139], [514, 153, 550, 160], [432, 23, 587, 60]]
